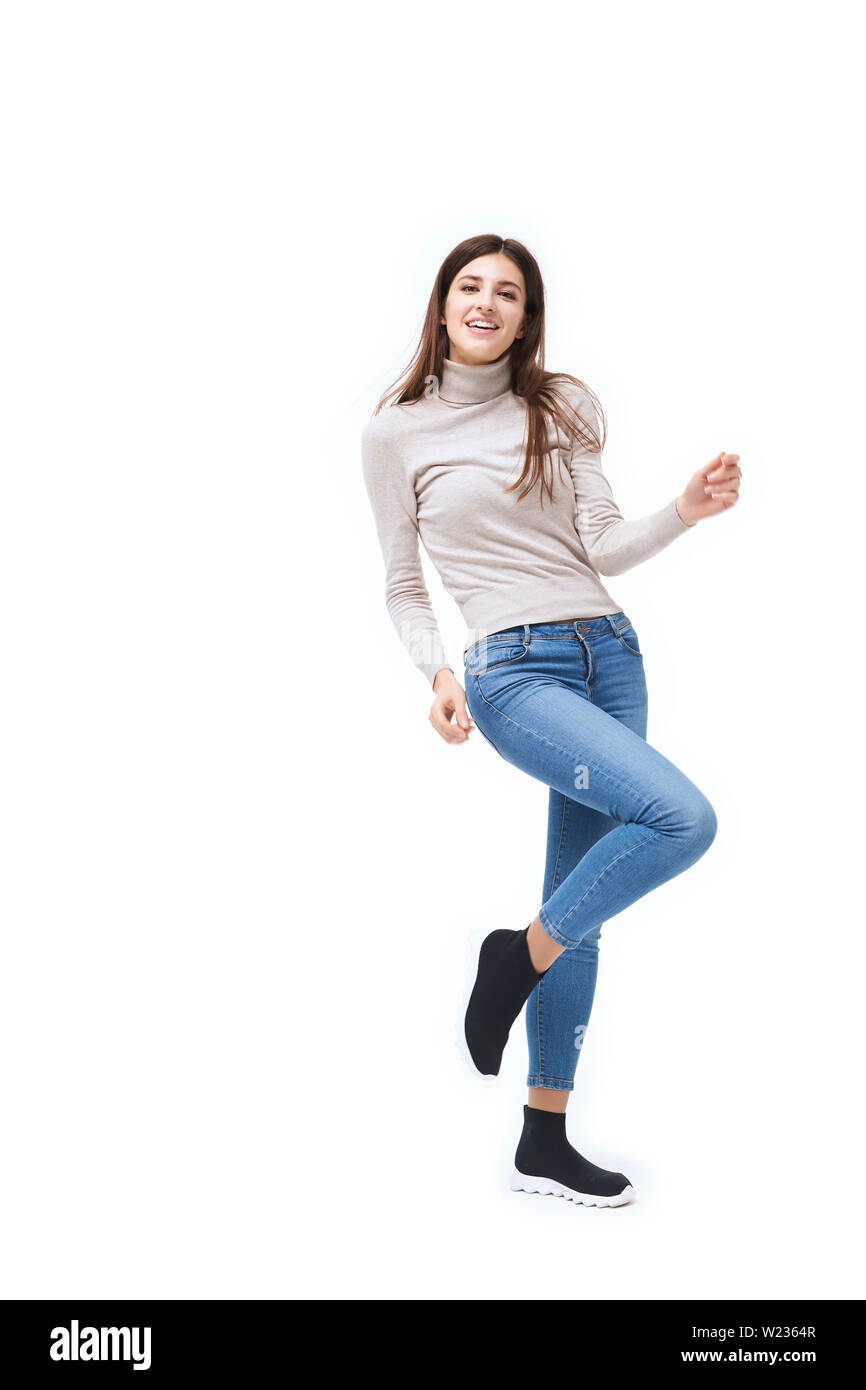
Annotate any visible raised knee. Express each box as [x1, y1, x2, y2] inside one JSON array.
[[684, 793, 717, 856]]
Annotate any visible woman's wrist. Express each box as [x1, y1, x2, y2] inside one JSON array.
[[433, 666, 455, 692], [675, 495, 698, 527]]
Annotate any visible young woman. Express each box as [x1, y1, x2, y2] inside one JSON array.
[[361, 234, 741, 1208]]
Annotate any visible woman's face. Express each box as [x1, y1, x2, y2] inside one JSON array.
[[440, 253, 527, 365]]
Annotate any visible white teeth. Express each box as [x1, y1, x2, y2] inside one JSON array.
[[468, 321, 497, 329]]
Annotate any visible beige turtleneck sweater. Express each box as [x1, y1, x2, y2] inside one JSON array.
[[361, 348, 691, 688]]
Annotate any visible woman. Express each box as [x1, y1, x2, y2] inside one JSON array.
[[361, 234, 741, 1208]]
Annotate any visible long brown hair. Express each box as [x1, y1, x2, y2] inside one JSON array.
[[372, 234, 607, 506]]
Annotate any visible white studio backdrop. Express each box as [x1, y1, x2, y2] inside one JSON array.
[[0, 0, 863, 1299]]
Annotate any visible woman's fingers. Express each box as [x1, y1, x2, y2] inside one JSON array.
[[706, 455, 733, 483], [455, 695, 475, 733], [429, 705, 456, 741], [704, 451, 742, 503], [682, 450, 742, 522], [705, 454, 741, 497], [429, 694, 474, 743], [706, 452, 741, 481]]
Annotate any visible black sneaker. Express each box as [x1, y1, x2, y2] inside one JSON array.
[[511, 1104, 635, 1207], [457, 926, 543, 1079]]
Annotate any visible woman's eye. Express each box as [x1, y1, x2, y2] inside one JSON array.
[[460, 285, 517, 299]]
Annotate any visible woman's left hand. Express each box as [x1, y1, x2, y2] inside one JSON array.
[[676, 451, 742, 526]]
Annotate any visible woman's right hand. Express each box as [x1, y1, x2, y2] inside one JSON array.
[[430, 669, 476, 744]]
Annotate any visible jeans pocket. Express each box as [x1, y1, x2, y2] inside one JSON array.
[[613, 621, 643, 658], [465, 637, 529, 676]]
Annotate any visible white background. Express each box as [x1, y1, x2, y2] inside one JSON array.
[[1, 0, 863, 1300]]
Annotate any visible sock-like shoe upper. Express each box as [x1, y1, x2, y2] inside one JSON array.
[[515, 1104, 632, 1198], [464, 927, 543, 1077]]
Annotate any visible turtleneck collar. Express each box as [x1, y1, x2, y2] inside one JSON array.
[[437, 349, 513, 405]]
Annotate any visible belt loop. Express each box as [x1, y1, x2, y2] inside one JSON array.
[[523, 623, 531, 647]]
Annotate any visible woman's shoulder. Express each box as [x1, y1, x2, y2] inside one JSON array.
[[545, 371, 595, 412], [360, 398, 423, 451], [544, 372, 604, 450]]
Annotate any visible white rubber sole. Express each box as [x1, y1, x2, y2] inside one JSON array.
[[510, 1167, 636, 1207], [455, 926, 497, 1081]]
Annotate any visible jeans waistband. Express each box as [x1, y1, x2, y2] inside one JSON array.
[[463, 612, 632, 659]]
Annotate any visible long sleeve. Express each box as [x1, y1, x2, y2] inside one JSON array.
[[361, 414, 454, 689], [568, 400, 692, 577]]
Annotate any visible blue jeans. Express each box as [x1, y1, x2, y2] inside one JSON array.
[[463, 613, 717, 1093]]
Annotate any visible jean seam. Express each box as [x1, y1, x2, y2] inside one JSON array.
[[613, 631, 643, 658], [538, 905, 575, 947], [537, 797, 569, 1078], [550, 798, 568, 893], [540, 831, 659, 945]]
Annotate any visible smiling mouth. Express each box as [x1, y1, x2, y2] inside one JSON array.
[[466, 320, 499, 331]]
